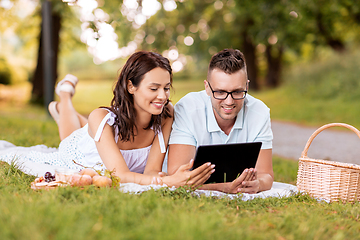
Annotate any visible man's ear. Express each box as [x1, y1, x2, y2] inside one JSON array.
[[204, 80, 211, 97], [127, 80, 135, 94]]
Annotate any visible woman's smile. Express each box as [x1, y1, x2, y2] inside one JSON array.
[[152, 101, 166, 109]]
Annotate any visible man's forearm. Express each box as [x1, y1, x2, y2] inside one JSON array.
[[198, 182, 232, 193], [257, 173, 274, 192]]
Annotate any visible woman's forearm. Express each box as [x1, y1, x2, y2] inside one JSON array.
[[115, 171, 155, 185], [143, 170, 163, 177]]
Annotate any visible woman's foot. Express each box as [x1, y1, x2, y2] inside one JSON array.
[[48, 101, 60, 124], [55, 74, 79, 97]]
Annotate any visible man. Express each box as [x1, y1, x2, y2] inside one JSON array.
[[167, 49, 273, 194]]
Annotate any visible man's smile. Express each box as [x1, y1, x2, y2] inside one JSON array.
[[222, 105, 235, 113]]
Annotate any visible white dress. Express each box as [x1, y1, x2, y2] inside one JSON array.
[[0, 109, 166, 174]]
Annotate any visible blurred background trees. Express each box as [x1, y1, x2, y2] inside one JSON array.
[[0, 0, 82, 103], [0, 0, 360, 105]]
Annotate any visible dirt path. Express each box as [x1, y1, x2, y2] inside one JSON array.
[[272, 121, 360, 165]]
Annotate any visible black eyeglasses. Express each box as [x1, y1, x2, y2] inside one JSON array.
[[207, 81, 248, 100]]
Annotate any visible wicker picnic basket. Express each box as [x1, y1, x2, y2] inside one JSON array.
[[296, 123, 360, 203]]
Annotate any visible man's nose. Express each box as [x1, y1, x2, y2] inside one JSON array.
[[223, 93, 235, 104]]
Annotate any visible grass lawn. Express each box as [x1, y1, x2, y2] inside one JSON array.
[[1, 157, 360, 240]]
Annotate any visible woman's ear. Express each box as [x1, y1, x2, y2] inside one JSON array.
[[127, 80, 135, 94]]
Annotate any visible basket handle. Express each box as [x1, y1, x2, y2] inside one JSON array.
[[301, 123, 360, 158]]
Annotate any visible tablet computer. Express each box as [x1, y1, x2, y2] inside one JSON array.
[[192, 142, 262, 184]]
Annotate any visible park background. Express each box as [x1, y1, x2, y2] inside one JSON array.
[[1, 0, 360, 239]]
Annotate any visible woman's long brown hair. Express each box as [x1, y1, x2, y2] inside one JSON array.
[[108, 51, 173, 142]]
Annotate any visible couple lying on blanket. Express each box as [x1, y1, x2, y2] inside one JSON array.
[[2, 49, 273, 194]]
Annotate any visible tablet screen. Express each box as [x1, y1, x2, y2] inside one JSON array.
[[192, 142, 262, 183]]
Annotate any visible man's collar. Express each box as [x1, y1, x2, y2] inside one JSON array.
[[206, 96, 246, 133], [233, 104, 244, 129], [206, 97, 219, 133]]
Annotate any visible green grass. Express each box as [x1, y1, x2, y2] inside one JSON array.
[[272, 156, 298, 185], [1, 159, 360, 240], [0, 106, 60, 147]]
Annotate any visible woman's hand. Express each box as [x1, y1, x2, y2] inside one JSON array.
[[149, 172, 167, 185], [163, 159, 215, 188], [158, 172, 168, 177]]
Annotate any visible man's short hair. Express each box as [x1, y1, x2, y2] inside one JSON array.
[[208, 49, 247, 76]]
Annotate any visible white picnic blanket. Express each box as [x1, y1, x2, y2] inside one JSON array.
[[0, 140, 298, 200], [0, 140, 58, 176], [119, 182, 298, 200]]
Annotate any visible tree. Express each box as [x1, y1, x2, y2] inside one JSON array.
[[30, 2, 60, 104], [1, 0, 83, 104], [30, 0, 80, 105]]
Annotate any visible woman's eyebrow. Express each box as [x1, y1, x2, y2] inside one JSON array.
[[149, 82, 171, 86]]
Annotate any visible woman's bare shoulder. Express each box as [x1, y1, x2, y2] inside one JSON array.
[[87, 108, 112, 138], [88, 108, 110, 125]]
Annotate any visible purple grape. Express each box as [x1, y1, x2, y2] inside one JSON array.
[[44, 172, 55, 182]]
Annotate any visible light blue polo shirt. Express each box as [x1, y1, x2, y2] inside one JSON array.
[[169, 90, 273, 149]]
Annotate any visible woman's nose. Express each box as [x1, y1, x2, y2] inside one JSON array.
[[157, 89, 167, 100]]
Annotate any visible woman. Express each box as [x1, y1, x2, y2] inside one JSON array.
[[44, 51, 214, 187]]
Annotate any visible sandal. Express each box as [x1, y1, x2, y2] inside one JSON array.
[[48, 101, 60, 124], [55, 74, 79, 97]]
